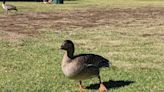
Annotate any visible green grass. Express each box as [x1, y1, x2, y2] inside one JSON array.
[[1, 26, 164, 92], [0, 0, 164, 92], [1, 0, 164, 13]]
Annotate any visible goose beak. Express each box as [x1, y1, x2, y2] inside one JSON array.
[[60, 45, 64, 50]]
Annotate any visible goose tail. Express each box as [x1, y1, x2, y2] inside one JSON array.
[[98, 58, 112, 68]]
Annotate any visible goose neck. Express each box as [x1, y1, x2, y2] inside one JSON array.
[[66, 49, 74, 59], [2, 3, 5, 9], [3, 0, 5, 4]]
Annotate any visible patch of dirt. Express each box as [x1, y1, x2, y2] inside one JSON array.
[[1, 6, 164, 38]]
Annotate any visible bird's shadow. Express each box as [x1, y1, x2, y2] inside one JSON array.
[[86, 80, 134, 90]]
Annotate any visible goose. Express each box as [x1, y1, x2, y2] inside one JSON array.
[[2, 0, 17, 14], [60, 40, 111, 92], [43, 0, 52, 4]]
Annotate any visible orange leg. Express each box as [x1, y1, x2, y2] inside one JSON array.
[[79, 81, 84, 92], [98, 76, 107, 92]]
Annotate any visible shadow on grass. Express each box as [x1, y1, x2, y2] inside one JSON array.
[[86, 80, 134, 90]]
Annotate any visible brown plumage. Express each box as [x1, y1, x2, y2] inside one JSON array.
[[73, 54, 109, 68], [60, 40, 111, 92]]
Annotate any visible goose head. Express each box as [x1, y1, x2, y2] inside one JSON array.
[[60, 40, 75, 58], [60, 40, 74, 51], [2, 0, 5, 4]]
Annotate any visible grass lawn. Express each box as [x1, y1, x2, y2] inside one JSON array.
[[0, 0, 164, 92]]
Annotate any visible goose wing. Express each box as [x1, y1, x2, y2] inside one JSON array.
[[73, 54, 111, 68]]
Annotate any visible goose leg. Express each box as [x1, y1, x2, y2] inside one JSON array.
[[5, 10, 8, 14], [15, 9, 18, 14], [79, 80, 84, 92], [98, 76, 107, 92]]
